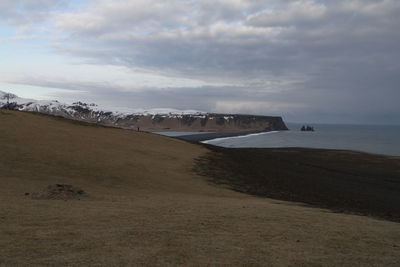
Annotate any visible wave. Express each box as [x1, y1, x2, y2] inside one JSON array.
[[202, 131, 280, 144]]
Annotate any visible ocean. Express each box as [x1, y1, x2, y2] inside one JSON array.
[[202, 123, 400, 156]]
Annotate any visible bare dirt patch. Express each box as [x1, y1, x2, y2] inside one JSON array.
[[30, 184, 87, 200]]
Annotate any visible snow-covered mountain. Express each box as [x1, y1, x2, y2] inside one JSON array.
[[0, 90, 204, 117], [0, 91, 288, 132]]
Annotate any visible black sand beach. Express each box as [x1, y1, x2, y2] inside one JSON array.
[[176, 129, 400, 222], [195, 145, 400, 222]]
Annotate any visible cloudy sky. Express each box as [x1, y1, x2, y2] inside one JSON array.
[[1, 0, 399, 124]]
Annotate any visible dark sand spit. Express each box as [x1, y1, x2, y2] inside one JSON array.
[[1, 110, 400, 266]]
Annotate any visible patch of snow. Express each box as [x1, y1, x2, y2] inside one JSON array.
[[0, 91, 207, 117]]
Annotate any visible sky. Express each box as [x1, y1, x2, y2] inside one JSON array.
[[0, 0, 399, 124]]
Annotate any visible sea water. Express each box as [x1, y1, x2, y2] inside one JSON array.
[[203, 123, 400, 156]]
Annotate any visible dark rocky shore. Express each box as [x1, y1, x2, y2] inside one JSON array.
[[195, 145, 400, 222]]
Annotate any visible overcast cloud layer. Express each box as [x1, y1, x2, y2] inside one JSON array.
[[1, 0, 399, 124]]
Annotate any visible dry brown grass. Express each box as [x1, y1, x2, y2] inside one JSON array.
[[1, 110, 400, 266]]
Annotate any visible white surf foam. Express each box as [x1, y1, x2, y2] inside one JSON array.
[[202, 131, 280, 144]]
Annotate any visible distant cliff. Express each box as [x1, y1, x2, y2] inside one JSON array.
[[0, 91, 288, 133], [100, 113, 288, 132]]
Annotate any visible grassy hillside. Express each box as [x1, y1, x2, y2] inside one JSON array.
[[1, 110, 400, 266], [0, 110, 211, 197]]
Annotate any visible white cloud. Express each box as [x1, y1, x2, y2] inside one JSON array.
[[215, 100, 307, 114], [247, 0, 327, 27], [0, 63, 222, 93], [0, 34, 36, 42]]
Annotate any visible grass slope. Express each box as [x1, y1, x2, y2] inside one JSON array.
[[1, 110, 400, 266]]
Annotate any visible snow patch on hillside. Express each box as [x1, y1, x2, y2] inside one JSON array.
[[0, 90, 205, 117]]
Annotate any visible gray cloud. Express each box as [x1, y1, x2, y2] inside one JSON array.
[[53, 0, 400, 79], [12, 72, 398, 125], [4, 0, 400, 124]]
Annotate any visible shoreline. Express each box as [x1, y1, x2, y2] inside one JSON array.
[[176, 129, 276, 143]]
